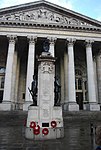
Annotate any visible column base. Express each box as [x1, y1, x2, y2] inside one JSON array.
[[23, 101, 33, 111], [63, 102, 79, 111], [84, 103, 100, 111], [0, 101, 12, 111], [63, 103, 68, 111]]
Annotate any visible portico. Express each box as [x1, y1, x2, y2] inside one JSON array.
[[0, 0, 101, 111]]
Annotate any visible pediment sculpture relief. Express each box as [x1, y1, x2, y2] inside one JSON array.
[[0, 8, 93, 27]]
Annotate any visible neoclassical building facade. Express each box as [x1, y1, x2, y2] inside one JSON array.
[[0, 0, 101, 111]]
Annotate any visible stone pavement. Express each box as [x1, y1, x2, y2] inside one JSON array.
[[0, 111, 101, 150]]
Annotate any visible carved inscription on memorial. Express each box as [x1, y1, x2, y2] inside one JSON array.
[[42, 74, 51, 96], [43, 109, 49, 118], [41, 104, 50, 119]]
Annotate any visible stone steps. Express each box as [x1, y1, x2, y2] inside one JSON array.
[[63, 111, 101, 122], [0, 111, 101, 126]]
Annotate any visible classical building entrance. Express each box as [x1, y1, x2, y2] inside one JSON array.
[[0, 0, 101, 111], [76, 92, 83, 110], [75, 69, 87, 110]]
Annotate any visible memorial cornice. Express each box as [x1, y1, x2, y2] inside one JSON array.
[[0, 0, 101, 32]]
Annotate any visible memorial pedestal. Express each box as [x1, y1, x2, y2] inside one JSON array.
[[25, 52, 64, 140], [25, 106, 64, 140]]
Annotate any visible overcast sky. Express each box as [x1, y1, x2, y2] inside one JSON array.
[[0, 0, 101, 21]]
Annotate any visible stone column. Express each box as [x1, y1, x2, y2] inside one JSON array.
[[63, 50, 68, 110], [2, 35, 17, 110], [96, 52, 101, 104], [86, 40, 100, 110], [15, 56, 20, 109], [48, 37, 56, 57], [93, 58, 98, 103], [11, 50, 18, 110], [67, 39, 79, 111], [23, 36, 37, 111], [82, 79, 86, 102], [60, 57, 64, 104]]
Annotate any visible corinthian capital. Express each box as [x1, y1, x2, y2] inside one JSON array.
[[27, 35, 37, 44], [85, 39, 94, 47], [7, 35, 17, 44], [67, 38, 76, 46], [47, 37, 57, 45]]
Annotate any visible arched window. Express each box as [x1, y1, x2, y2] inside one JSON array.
[[75, 69, 82, 76], [78, 78, 82, 90], [0, 67, 5, 103], [0, 76, 5, 88], [75, 69, 82, 90], [0, 67, 5, 88], [85, 81, 87, 90]]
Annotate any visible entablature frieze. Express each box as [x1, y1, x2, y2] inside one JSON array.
[[0, 28, 101, 43]]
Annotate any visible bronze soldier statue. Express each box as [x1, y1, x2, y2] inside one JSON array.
[[28, 75, 37, 106], [54, 76, 61, 106]]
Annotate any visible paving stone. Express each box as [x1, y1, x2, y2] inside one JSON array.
[[0, 111, 101, 150]]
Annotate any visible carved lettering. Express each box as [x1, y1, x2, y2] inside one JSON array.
[[43, 109, 49, 118]]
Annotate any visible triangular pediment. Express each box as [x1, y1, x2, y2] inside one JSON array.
[[0, 0, 101, 30]]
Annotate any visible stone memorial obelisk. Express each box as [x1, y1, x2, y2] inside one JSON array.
[[25, 40, 64, 140]]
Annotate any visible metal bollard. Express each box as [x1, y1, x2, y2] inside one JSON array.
[[90, 123, 94, 135]]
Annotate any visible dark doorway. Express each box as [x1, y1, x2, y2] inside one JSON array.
[[76, 92, 83, 110], [0, 90, 3, 103]]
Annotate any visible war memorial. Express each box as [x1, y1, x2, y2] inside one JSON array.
[[0, 0, 101, 148], [25, 40, 64, 140], [0, 0, 101, 112]]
